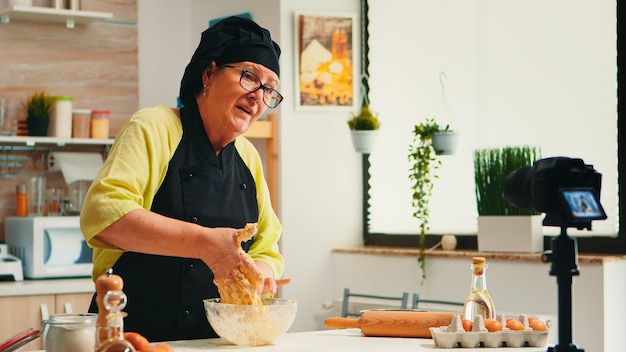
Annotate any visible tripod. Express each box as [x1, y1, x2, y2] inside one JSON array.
[[541, 226, 584, 352]]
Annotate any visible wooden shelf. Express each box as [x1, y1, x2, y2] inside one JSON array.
[[242, 114, 279, 213], [0, 135, 113, 149], [242, 120, 273, 139], [0, 5, 113, 28]]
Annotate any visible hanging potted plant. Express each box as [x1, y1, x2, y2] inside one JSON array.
[[21, 91, 54, 137], [474, 145, 543, 252], [432, 124, 458, 155], [347, 101, 380, 154], [408, 117, 453, 279]]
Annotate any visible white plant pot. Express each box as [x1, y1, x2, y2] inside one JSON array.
[[477, 215, 544, 253], [432, 131, 458, 155], [350, 130, 378, 154]]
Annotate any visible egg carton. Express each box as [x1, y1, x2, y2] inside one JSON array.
[[430, 314, 549, 348]]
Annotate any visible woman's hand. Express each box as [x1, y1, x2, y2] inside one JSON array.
[[254, 260, 291, 297], [200, 227, 259, 281], [260, 278, 292, 298]]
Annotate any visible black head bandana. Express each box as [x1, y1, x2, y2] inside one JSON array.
[[179, 16, 281, 108]]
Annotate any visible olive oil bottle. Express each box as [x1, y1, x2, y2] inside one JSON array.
[[462, 257, 496, 321]]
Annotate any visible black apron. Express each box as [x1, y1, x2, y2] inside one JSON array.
[[89, 106, 259, 342]]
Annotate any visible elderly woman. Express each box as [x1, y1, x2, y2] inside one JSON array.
[[81, 16, 287, 342]]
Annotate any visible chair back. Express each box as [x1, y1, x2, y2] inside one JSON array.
[[342, 288, 409, 318], [411, 292, 464, 311]]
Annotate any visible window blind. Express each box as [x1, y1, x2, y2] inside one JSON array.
[[366, 0, 618, 238]]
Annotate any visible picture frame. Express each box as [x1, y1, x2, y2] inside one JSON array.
[[294, 12, 357, 111]]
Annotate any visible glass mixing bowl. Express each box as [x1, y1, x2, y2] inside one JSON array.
[[203, 298, 297, 346]]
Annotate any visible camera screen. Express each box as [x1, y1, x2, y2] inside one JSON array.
[[561, 189, 607, 220]]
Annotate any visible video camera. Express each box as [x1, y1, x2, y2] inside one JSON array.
[[504, 157, 607, 230], [504, 156, 606, 351]]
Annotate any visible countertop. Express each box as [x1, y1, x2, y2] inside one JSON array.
[[0, 278, 94, 297], [168, 329, 548, 351], [28, 329, 549, 351]]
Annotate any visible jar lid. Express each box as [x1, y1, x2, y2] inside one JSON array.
[[91, 110, 110, 115], [73, 109, 92, 114], [47, 313, 97, 325]]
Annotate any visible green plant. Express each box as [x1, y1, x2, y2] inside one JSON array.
[[413, 117, 452, 138], [21, 91, 54, 120], [347, 102, 380, 130], [408, 117, 450, 280], [473, 145, 542, 216]]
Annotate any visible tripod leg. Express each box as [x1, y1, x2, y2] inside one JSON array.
[[544, 228, 584, 352]]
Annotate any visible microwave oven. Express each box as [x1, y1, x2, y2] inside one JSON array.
[[4, 216, 93, 279]]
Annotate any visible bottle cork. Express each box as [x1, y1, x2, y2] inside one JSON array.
[[472, 257, 486, 275]]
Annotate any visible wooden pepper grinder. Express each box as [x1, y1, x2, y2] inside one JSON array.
[[96, 268, 124, 345]]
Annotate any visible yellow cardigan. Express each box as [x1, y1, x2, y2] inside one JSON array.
[[80, 104, 283, 281]]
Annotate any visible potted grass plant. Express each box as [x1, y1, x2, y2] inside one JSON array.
[[473, 145, 543, 252], [347, 101, 380, 154], [21, 91, 54, 136]]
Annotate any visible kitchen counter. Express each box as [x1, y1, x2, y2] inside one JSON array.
[[166, 329, 547, 351], [0, 278, 94, 297], [27, 329, 549, 351]]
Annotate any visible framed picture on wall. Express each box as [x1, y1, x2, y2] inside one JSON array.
[[294, 12, 356, 111]]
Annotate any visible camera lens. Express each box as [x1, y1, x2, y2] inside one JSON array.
[[504, 166, 535, 212]]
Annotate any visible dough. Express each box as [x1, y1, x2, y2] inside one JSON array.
[[214, 223, 263, 305]]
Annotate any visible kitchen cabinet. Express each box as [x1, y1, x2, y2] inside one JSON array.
[[0, 278, 94, 350], [0, 5, 113, 29], [55, 292, 93, 314], [0, 294, 54, 350], [0, 292, 93, 350]]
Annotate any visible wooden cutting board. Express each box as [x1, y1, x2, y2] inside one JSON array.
[[324, 310, 457, 338]]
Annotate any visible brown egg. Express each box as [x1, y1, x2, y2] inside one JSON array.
[[124, 332, 150, 351], [506, 319, 525, 331], [530, 319, 549, 331], [462, 319, 473, 332], [484, 318, 503, 332]]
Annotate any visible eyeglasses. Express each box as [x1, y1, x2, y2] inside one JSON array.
[[223, 65, 283, 108]]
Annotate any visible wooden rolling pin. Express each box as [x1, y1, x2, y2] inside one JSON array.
[[324, 310, 457, 338]]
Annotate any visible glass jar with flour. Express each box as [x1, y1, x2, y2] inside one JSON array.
[[43, 313, 97, 352]]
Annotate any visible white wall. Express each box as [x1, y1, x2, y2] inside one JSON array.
[[137, 0, 364, 334], [277, 0, 364, 332], [137, 0, 192, 108]]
